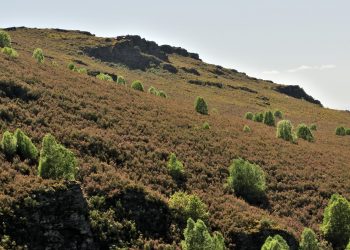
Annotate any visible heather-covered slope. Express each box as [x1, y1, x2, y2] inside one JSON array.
[[1, 27, 350, 249]]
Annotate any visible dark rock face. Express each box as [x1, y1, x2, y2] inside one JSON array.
[[274, 85, 322, 106], [227, 85, 258, 94], [181, 67, 200, 76], [162, 63, 178, 73], [188, 80, 224, 89], [85, 35, 200, 71], [4, 183, 95, 250]]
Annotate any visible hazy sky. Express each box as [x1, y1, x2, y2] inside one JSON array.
[[1, 0, 349, 110]]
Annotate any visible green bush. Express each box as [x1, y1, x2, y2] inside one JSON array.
[[157, 90, 167, 98], [67, 62, 76, 71], [346, 128, 350, 135], [202, 122, 210, 129], [181, 218, 225, 250], [261, 235, 289, 250], [33, 48, 44, 63], [131, 80, 144, 91], [243, 125, 251, 133], [38, 134, 77, 180], [309, 124, 317, 131], [321, 194, 350, 249], [253, 112, 264, 122], [245, 112, 254, 120], [148, 86, 158, 95], [1, 47, 18, 58], [117, 76, 126, 85], [14, 129, 38, 161], [96, 73, 113, 82], [1, 131, 17, 158], [299, 228, 319, 250], [0, 31, 11, 48], [167, 153, 184, 179], [346, 242, 350, 250], [76, 67, 87, 74], [227, 158, 266, 203], [263, 111, 275, 126], [169, 192, 209, 222], [274, 110, 283, 119], [296, 124, 314, 142], [335, 126, 346, 136], [195, 96, 208, 115], [277, 120, 295, 142]]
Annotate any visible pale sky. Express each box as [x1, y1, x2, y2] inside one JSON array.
[[1, 0, 349, 110]]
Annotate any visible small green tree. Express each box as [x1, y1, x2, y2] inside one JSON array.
[[1, 131, 17, 158], [195, 96, 208, 115], [274, 110, 283, 119], [277, 120, 294, 142], [169, 192, 209, 222], [321, 194, 350, 249], [181, 218, 225, 250], [253, 113, 264, 122], [296, 124, 314, 142], [299, 228, 319, 250], [157, 90, 167, 98], [202, 122, 210, 129], [117, 76, 126, 85], [261, 235, 289, 250], [335, 126, 346, 136], [148, 86, 158, 95], [245, 112, 254, 120], [227, 158, 266, 203], [96, 73, 113, 82], [310, 124, 317, 131], [346, 128, 350, 135], [1, 47, 18, 58], [243, 125, 251, 133], [33, 48, 44, 63], [131, 80, 144, 91], [0, 31, 11, 48], [14, 129, 38, 161], [38, 134, 77, 180], [167, 153, 184, 179], [67, 62, 76, 71], [263, 111, 275, 126]]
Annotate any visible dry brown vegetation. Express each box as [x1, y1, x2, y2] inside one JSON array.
[[1, 27, 350, 249]]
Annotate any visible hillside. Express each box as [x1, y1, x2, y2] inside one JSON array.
[[0, 27, 350, 250]]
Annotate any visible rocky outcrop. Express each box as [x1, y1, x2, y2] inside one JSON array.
[[181, 67, 200, 76], [274, 85, 322, 106], [85, 35, 200, 71], [188, 80, 224, 88], [3, 182, 95, 250]]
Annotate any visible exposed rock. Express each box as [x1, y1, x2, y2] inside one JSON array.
[[3, 182, 95, 250], [85, 35, 200, 71], [188, 80, 223, 88], [274, 85, 322, 106], [162, 63, 178, 73], [227, 85, 258, 94], [180, 67, 200, 76]]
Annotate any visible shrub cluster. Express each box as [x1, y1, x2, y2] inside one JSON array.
[[243, 125, 251, 133], [0, 30, 11, 48], [261, 235, 289, 250], [202, 122, 210, 129], [148, 86, 167, 98], [263, 110, 275, 126], [227, 158, 266, 203], [181, 218, 225, 250], [276, 120, 295, 142], [1, 129, 38, 160], [253, 112, 264, 122], [96, 73, 113, 82], [33, 48, 44, 63], [299, 228, 319, 250], [38, 134, 77, 181], [169, 192, 209, 222], [309, 124, 317, 131], [274, 110, 283, 119], [167, 153, 185, 179], [1, 47, 18, 58], [296, 124, 314, 142], [131, 80, 144, 91], [117, 76, 126, 85], [335, 126, 346, 136], [195, 96, 208, 115], [245, 112, 254, 120], [321, 194, 350, 249], [67, 62, 87, 74]]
